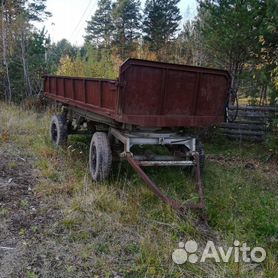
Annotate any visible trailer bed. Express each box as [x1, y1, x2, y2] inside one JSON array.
[[44, 58, 230, 128]]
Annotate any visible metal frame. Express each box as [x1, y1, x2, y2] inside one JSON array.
[[61, 107, 206, 215], [59, 105, 206, 215], [110, 128, 196, 155], [109, 127, 205, 214]]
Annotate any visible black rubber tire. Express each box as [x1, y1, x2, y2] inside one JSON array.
[[89, 132, 112, 182], [50, 115, 68, 146], [196, 140, 205, 173]]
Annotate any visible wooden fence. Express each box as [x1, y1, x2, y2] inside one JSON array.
[[219, 105, 278, 141]]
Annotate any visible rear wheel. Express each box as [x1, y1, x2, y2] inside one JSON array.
[[89, 132, 112, 182], [50, 115, 68, 146]]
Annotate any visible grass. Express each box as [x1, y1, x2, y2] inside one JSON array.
[[0, 101, 277, 277]]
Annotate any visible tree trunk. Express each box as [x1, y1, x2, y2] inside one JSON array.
[[1, 1, 12, 102], [20, 31, 32, 97]]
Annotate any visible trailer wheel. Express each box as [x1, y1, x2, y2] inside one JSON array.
[[89, 132, 112, 182], [50, 115, 68, 146]]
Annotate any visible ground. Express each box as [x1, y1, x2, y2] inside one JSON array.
[[0, 102, 277, 278]]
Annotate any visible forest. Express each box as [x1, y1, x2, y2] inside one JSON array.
[[0, 0, 277, 105]]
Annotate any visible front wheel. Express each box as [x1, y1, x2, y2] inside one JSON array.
[[89, 132, 112, 182]]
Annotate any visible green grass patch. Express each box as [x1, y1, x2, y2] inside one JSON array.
[[0, 101, 277, 277]]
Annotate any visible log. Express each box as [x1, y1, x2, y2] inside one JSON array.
[[229, 105, 278, 112], [220, 128, 265, 136], [219, 122, 266, 131], [225, 134, 264, 142]]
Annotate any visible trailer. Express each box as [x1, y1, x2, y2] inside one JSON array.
[[44, 58, 231, 214]]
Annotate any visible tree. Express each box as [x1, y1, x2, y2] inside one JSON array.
[[173, 21, 207, 66], [0, 0, 50, 101], [255, 0, 278, 104], [273, 65, 278, 102], [57, 55, 85, 77], [197, 0, 278, 104], [197, 0, 268, 94], [46, 39, 78, 74], [112, 0, 142, 58], [85, 0, 114, 47], [27, 0, 51, 22], [27, 28, 50, 95], [1, 0, 12, 101], [143, 0, 182, 55], [56, 45, 118, 79]]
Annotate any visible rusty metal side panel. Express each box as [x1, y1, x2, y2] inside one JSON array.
[[163, 70, 197, 115], [74, 79, 85, 102], [64, 79, 74, 99], [120, 66, 163, 115], [44, 76, 118, 118], [101, 81, 118, 110], [56, 78, 65, 97], [196, 74, 228, 117], [118, 59, 231, 127], [86, 80, 101, 107]]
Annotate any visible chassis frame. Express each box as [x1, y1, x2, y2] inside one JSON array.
[[54, 106, 206, 215], [109, 128, 205, 213]]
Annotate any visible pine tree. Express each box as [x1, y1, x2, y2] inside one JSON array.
[[143, 0, 182, 54], [112, 0, 142, 58], [27, 0, 51, 22], [198, 0, 269, 94], [85, 0, 114, 47]]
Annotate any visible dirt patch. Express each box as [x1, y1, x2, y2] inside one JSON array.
[[0, 146, 65, 278], [0, 148, 35, 277]]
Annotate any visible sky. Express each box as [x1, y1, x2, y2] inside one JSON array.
[[35, 0, 198, 46]]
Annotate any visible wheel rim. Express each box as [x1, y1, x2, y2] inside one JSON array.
[[51, 122, 58, 143]]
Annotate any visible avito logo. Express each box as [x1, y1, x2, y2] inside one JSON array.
[[172, 240, 266, 264]]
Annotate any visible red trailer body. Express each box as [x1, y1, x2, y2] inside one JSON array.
[[44, 58, 231, 128]]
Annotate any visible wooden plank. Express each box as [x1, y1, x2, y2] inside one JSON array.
[[219, 104, 275, 141], [229, 105, 278, 112], [229, 110, 267, 117], [233, 120, 267, 125], [228, 113, 267, 123], [220, 128, 265, 136], [225, 134, 264, 142], [219, 122, 266, 131]]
